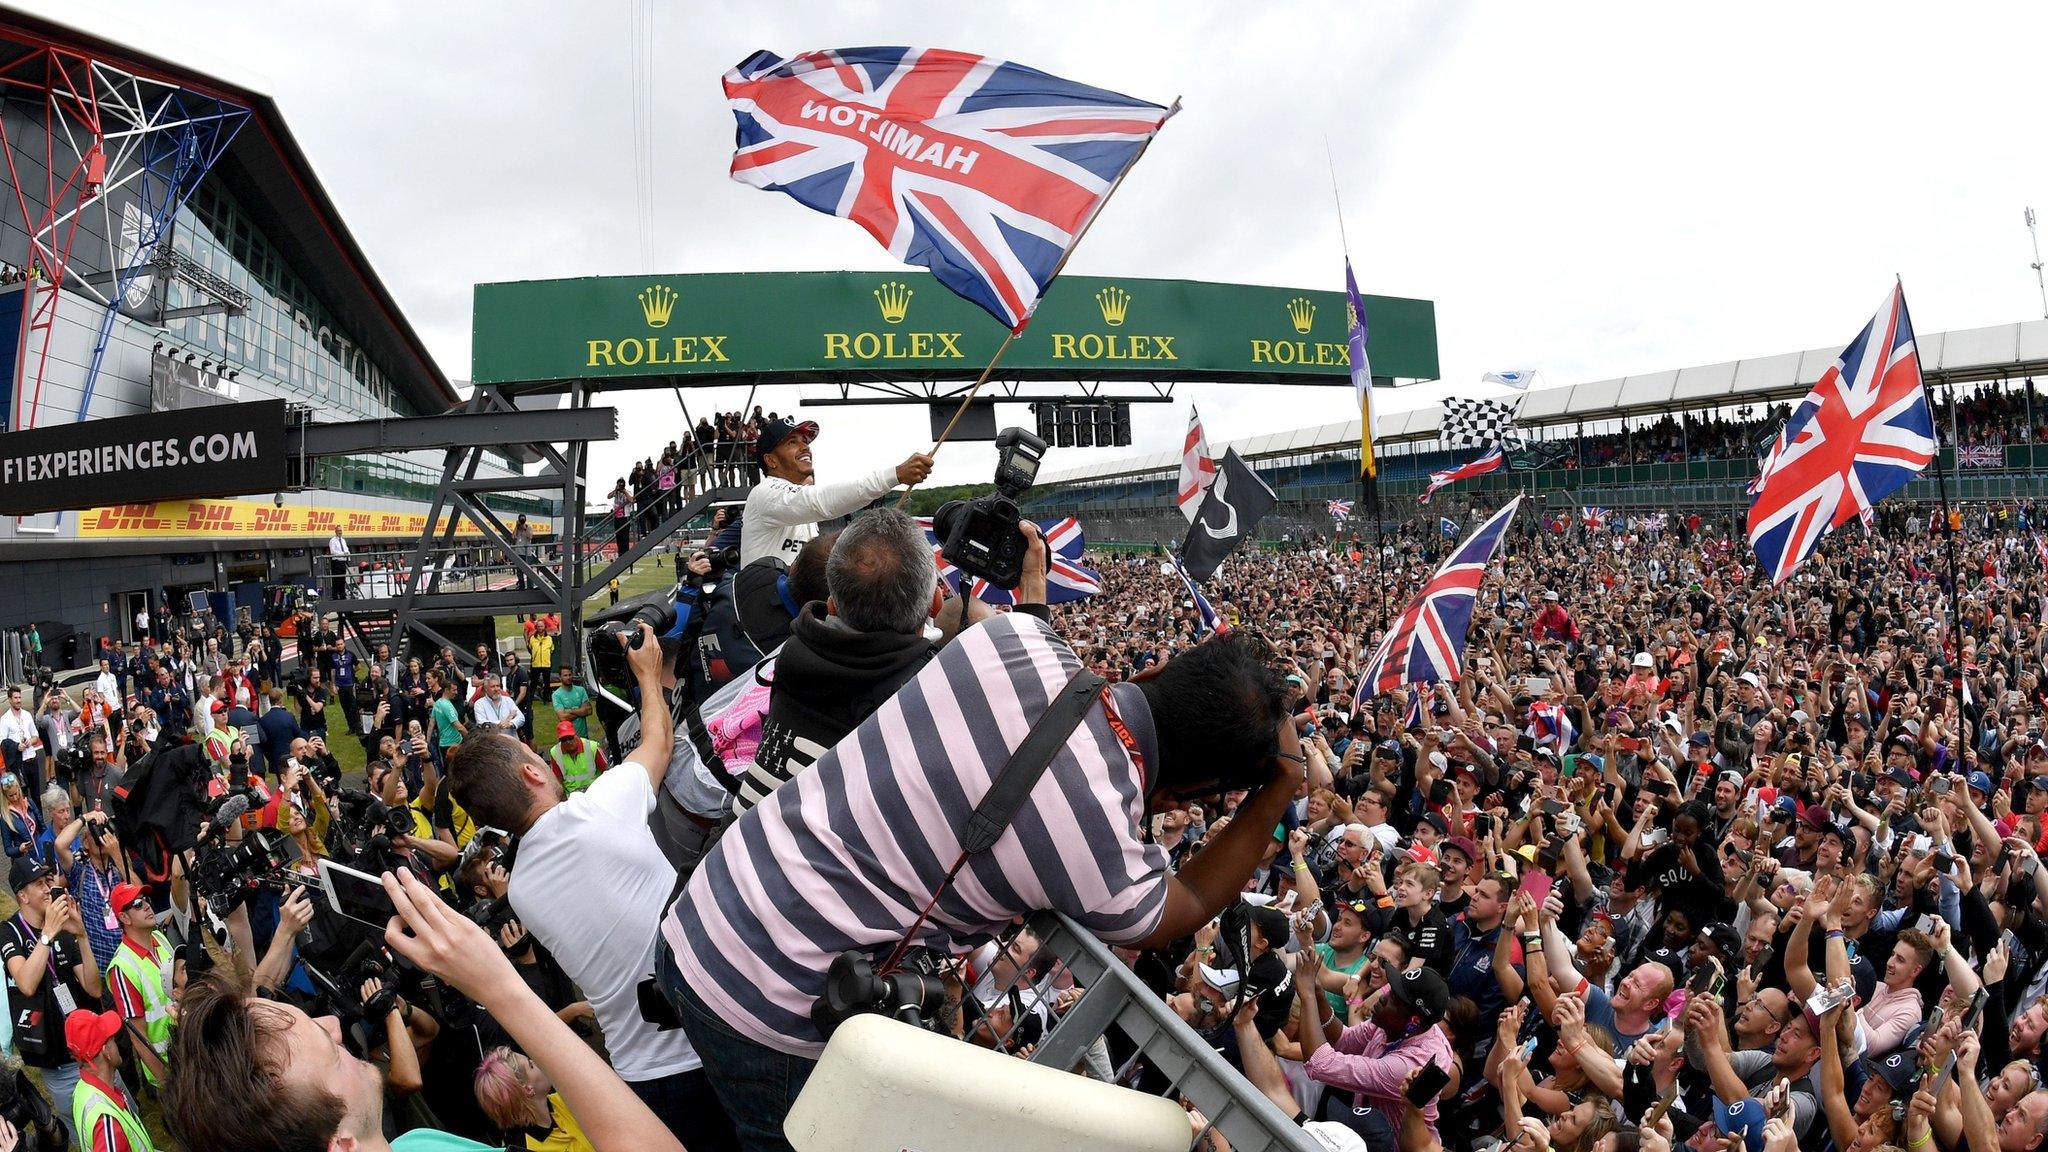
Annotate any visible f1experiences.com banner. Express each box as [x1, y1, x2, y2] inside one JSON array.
[[0, 399, 288, 516]]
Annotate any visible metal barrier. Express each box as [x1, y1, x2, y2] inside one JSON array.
[[1019, 912, 1321, 1152]]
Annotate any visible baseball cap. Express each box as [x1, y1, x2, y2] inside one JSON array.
[[10, 857, 55, 892], [1386, 967, 1450, 1024], [1968, 770, 1994, 796], [65, 1009, 123, 1063], [1738, 671, 1763, 688], [1374, 739, 1402, 758], [1688, 731, 1714, 747], [556, 720, 577, 738], [210, 698, 228, 715], [1300, 1122, 1369, 1152], [1864, 1048, 1919, 1092], [1632, 651, 1655, 668], [1441, 836, 1479, 865], [1247, 906, 1291, 948], [1543, 590, 1560, 601], [1713, 1098, 1769, 1152], [1196, 962, 1242, 996], [753, 416, 820, 461], [1799, 804, 1832, 831], [109, 882, 150, 914]]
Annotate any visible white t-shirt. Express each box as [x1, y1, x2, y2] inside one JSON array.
[[509, 764, 700, 1081], [737, 467, 899, 567], [0, 708, 38, 754]]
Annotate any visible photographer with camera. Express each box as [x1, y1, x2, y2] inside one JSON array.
[[445, 623, 739, 1150], [737, 416, 933, 567], [164, 868, 690, 1152], [661, 603, 1301, 1150], [740, 509, 1046, 817], [52, 809, 130, 973]]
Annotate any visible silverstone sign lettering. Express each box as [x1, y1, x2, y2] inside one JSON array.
[[472, 272, 1439, 387], [0, 399, 287, 515]]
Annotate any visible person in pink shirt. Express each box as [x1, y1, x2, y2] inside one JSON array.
[[1294, 947, 1455, 1143]]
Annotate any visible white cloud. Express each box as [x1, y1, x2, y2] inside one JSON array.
[[34, 1, 2048, 493]]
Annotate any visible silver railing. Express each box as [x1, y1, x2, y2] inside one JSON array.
[[1014, 912, 1321, 1152]]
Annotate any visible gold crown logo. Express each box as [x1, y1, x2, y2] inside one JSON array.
[[873, 281, 913, 324], [1287, 296, 1316, 335], [1096, 285, 1130, 327], [638, 284, 677, 329]]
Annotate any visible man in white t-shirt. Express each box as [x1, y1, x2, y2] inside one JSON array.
[[0, 687, 41, 777], [737, 416, 932, 567], [442, 624, 738, 1151]]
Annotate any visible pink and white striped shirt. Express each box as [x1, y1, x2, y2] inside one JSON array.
[[663, 612, 1168, 1057]]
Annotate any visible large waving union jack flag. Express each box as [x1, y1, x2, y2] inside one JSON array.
[[1355, 497, 1522, 700], [1747, 286, 1936, 584], [916, 516, 1102, 604], [724, 48, 1174, 330]]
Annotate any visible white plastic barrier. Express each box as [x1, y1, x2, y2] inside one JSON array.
[[786, 1014, 1191, 1152]]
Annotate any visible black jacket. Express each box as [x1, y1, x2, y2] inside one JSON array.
[[747, 603, 938, 812]]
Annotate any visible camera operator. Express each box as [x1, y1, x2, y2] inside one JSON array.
[[455, 853, 593, 1034], [737, 415, 933, 567], [444, 624, 739, 1150], [661, 617, 1301, 1149], [741, 509, 1045, 817], [53, 808, 130, 971], [2, 859, 105, 1126], [165, 869, 689, 1152]]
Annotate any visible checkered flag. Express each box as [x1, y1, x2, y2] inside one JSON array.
[[1440, 397, 1520, 448]]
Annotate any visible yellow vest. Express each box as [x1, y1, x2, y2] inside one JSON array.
[[107, 931, 174, 1086], [72, 1076, 152, 1152]]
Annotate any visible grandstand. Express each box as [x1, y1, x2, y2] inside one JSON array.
[[1024, 316, 2048, 543]]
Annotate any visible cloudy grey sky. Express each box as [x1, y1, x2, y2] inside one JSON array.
[[34, 1, 2048, 493]]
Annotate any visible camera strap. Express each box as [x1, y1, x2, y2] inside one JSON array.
[[877, 667, 1106, 977]]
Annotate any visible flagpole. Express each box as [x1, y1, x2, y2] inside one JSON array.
[[1325, 137, 1389, 629], [899, 98, 1183, 509], [1906, 276, 1966, 656]]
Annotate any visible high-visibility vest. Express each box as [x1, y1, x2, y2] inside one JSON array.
[[72, 1075, 153, 1152], [107, 931, 174, 1086], [549, 742, 599, 793], [202, 725, 233, 768]]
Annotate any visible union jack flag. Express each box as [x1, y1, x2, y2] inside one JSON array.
[[724, 48, 1174, 330], [1328, 499, 1353, 521], [1403, 686, 1425, 729], [1166, 556, 1228, 635], [1747, 285, 1937, 584], [1355, 497, 1522, 699], [1581, 506, 1608, 529], [2035, 533, 2048, 572], [1418, 445, 1504, 505], [916, 515, 1102, 604], [1528, 700, 1577, 751]]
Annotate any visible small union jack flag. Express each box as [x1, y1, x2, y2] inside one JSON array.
[[1355, 497, 1522, 699], [1581, 506, 1608, 529], [1328, 499, 1353, 522], [1528, 700, 1577, 751], [1418, 445, 1504, 505], [917, 515, 1102, 604], [1748, 285, 1937, 584], [724, 48, 1174, 330]]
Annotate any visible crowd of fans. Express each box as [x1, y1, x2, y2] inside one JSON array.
[[606, 408, 791, 551], [7, 477, 2048, 1152]]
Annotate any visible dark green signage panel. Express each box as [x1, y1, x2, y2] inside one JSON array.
[[471, 272, 1437, 388]]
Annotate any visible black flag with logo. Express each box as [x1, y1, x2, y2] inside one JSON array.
[[1180, 448, 1277, 582]]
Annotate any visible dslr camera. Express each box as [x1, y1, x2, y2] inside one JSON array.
[[931, 427, 1046, 590]]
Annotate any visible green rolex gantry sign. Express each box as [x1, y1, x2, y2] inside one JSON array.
[[471, 271, 1438, 388]]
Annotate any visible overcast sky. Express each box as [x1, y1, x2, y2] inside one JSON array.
[[35, 1, 2048, 495]]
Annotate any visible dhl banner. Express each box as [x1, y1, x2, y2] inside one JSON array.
[[79, 499, 554, 540]]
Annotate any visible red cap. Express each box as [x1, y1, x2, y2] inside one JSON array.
[[210, 698, 228, 714], [65, 1009, 123, 1062], [109, 882, 150, 914], [556, 720, 576, 738]]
